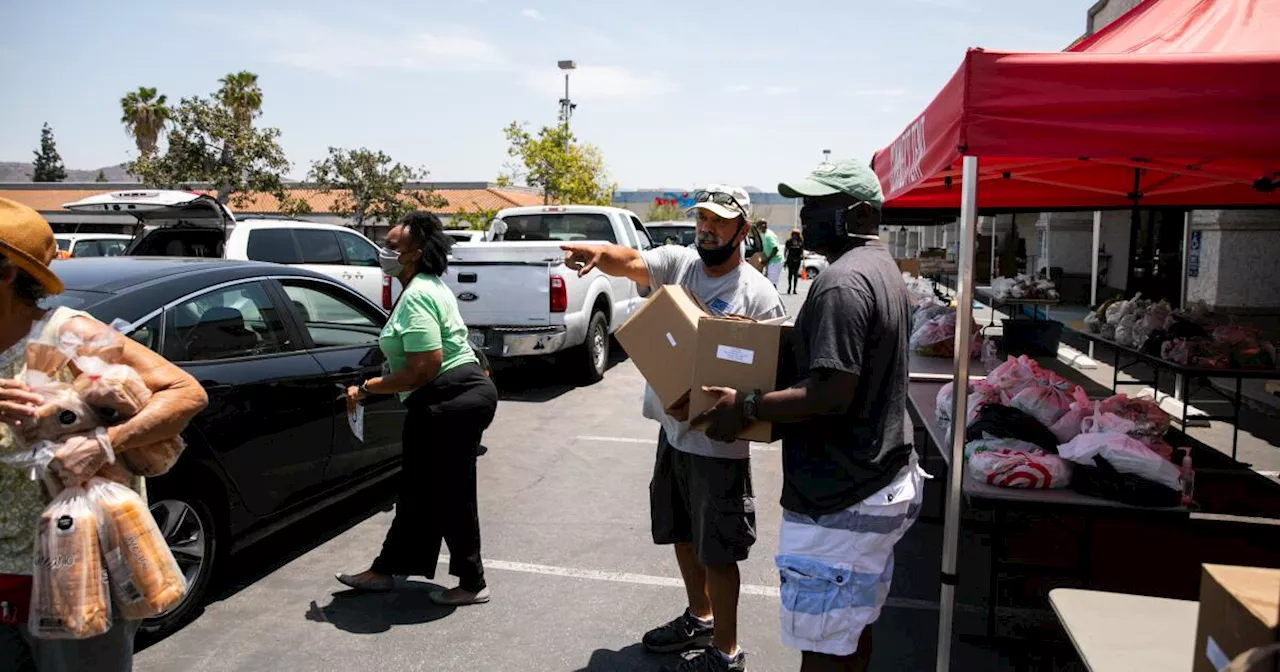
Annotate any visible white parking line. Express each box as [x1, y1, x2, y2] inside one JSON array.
[[576, 436, 779, 453], [439, 556, 963, 612]]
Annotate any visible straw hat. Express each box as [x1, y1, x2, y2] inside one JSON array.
[[0, 197, 64, 295]]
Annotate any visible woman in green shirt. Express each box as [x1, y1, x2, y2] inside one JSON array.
[[336, 212, 498, 607]]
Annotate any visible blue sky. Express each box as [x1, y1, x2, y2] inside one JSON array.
[[3, 0, 1091, 191]]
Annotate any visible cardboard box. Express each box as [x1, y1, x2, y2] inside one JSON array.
[[1193, 564, 1280, 672], [614, 285, 709, 410], [895, 258, 922, 277], [689, 315, 795, 443]]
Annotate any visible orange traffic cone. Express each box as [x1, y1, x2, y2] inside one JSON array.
[[801, 267, 808, 280]]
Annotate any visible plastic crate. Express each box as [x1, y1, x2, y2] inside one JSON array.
[[1000, 318, 1063, 357]]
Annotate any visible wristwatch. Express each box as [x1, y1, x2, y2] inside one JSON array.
[[358, 381, 371, 398], [742, 389, 762, 422]]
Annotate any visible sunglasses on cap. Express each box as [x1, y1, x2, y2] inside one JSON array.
[[694, 190, 747, 215]]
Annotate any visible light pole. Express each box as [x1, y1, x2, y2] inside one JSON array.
[[822, 148, 832, 164], [558, 60, 577, 129]]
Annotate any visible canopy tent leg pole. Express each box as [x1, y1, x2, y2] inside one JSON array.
[[1090, 211, 1101, 360], [989, 218, 996, 282], [1176, 210, 1193, 400], [937, 155, 979, 672]]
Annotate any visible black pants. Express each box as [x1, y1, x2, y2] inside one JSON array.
[[787, 262, 802, 293], [372, 363, 498, 591]]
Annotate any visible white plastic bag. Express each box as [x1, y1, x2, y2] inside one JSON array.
[[1006, 382, 1075, 429], [1057, 432, 1180, 490], [88, 478, 188, 620], [935, 381, 1001, 430], [966, 440, 1071, 489], [29, 485, 112, 640]]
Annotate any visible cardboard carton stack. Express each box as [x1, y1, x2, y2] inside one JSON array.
[[615, 285, 794, 442], [1193, 564, 1280, 672]]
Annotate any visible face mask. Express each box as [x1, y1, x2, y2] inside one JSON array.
[[695, 221, 744, 267], [378, 247, 405, 276]]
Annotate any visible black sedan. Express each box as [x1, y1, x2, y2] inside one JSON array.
[[44, 257, 407, 635]]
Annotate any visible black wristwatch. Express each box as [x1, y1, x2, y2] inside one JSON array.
[[742, 389, 762, 422]]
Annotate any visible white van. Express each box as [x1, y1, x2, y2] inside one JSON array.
[[62, 190, 399, 309], [54, 233, 134, 258]]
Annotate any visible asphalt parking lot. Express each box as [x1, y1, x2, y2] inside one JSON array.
[[134, 278, 1076, 672]]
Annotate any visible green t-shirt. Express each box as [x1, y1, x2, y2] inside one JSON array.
[[379, 274, 478, 401], [762, 230, 781, 265]]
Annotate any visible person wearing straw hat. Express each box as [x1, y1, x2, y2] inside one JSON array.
[[563, 184, 784, 672], [695, 160, 923, 672], [0, 197, 207, 672]]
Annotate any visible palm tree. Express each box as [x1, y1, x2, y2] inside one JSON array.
[[216, 71, 263, 126], [120, 87, 171, 156]]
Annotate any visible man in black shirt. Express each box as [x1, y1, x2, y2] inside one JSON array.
[[696, 159, 923, 672]]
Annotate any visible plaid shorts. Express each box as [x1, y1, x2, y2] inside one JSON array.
[[775, 453, 924, 656]]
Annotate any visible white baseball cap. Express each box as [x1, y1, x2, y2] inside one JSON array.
[[686, 184, 751, 221]]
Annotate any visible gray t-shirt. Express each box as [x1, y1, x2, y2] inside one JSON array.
[[640, 246, 786, 459], [781, 240, 914, 516]]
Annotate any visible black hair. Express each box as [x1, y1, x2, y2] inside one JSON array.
[[396, 211, 454, 276], [0, 253, 47, 306]]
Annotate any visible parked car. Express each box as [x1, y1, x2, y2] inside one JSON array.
[[447, 205, 654, 383], [445, 229, 486, 245], [43, 256, 407, 637], [60, 190, 400, 310], [643, 221, 696, 247], [54, 233, 133, 258], [803, 251, 829, 278]]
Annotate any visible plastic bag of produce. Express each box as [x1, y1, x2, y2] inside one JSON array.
[[1006, 383, 1073, 429], [1048, 386, 1095, 444], [1161, 338, 1192, 365], [1083, 311, 1102, 334], [1057, 432, 1180, 490], [986, 356, 1038, 398], [29, 485, 112, 640], [88, 477, 187, 620], [991, 277, 1016, 301], [912, 305, 953, 333], [966, 440, 1071, 489]]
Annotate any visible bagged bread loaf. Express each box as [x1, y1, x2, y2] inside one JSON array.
[[24, 340, 71, 376], [17, 371, 102, 446], [72, 356, 152, 421], [89, 478, 187, 619], [59, 327, 125, 364], [29, 486, 112, 640], [120, 436, 186, 478]]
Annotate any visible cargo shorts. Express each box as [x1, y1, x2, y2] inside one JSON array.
[[649, 430, 756, 566]]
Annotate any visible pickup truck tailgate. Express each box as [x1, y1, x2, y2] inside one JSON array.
[[446, 244, 560, 327]]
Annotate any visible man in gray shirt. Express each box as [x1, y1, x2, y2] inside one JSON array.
[[563, 184, 784, 672], [696, 161, 921, 672]]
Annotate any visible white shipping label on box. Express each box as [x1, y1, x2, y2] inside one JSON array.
[[666, 332, 677, 347], [716, 345, 755, 365]]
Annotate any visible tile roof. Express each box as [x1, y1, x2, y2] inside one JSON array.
[[0, 185, 547, 216]]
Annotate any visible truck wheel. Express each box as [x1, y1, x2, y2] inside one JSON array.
[[568, 311, 609, 384]]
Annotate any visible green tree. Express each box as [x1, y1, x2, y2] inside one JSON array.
[[216, 71, 263, 127], [120, 87, 171, 157], [127, 95, 310, 216], [31, 123, 67, 182], [498, 122, 615, 205], [95, 170, 108, 183], [646, 201, 687, 222], [308, 147, 447, 232]]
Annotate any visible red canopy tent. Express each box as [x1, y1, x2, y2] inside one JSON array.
[[870, 0, 1280, 212], [869, 2, 1280, 669]]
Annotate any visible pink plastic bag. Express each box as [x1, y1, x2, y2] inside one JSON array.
[[966, 440, 1072, 489], [1048, 387, 1095, 444], [935, 380, 1001, 430], [1006, 384, 1071, 429], [986, 356, 1038, 398], [1086, 395, 1170, 445], [1058, 432, 1180, 490]]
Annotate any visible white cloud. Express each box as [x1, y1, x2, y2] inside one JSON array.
[[521, 8, 545, 21], [218, 13, 505, 77], [725, 84, 752, 94], [761, 86, 795, 97], [520, 65, 674, 99]]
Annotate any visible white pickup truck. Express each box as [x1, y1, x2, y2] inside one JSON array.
[[445, 205, 656, 383]]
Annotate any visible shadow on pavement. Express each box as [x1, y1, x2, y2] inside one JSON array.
[[492, 341, 630, 403], [304, 581, 456, 634], [572, 642, 679, 672]]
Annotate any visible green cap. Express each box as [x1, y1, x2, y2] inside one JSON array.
[[778, 158, 884, 208]]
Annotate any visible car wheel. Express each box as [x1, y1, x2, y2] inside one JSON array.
[[567, 311, 609, 384], [139, 493, 220, 638], [805, 266, 820, 279]]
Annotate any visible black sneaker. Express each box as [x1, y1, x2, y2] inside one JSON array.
[[663, 647, 746, 672], [642, 610, 714, 653]]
